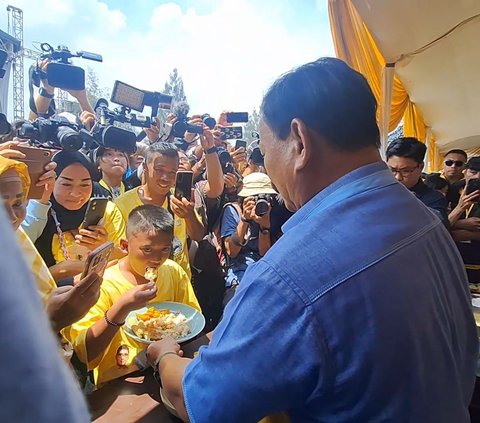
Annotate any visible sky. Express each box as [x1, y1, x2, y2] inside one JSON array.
[[0, 0, 335, 119]]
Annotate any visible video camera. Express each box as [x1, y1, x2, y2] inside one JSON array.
[[90, 98, 144, 155], [18, 116, 93, 151], [111, 80, 173, 119], [31, 43, 102, 90]]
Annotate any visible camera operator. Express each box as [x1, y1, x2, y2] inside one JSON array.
[[221, 172, 276, 303], [29, 59, 94, 120]]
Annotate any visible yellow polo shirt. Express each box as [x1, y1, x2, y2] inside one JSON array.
[[114, 187, 197, 278], [66, 259, 200, 385]]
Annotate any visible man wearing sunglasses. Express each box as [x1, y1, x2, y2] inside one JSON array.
[[387, 137, 449, 227], [442, 149, 468, 209]]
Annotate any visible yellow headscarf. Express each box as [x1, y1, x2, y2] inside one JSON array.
[[0, 155, 31, 196]]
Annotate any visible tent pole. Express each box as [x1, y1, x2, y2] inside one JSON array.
[[380, 63, 395, 159]]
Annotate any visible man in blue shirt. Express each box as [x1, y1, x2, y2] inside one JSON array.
[[146, 58, 478, 422]]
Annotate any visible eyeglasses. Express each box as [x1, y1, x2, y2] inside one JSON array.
[[444, 160, 465, 168], [389, 166, 419, 177]]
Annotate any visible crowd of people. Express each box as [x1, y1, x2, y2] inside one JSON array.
[[0, 56, 478, 422]]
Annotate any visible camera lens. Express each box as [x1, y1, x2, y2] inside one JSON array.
[[18, 123, 37, 139], [202, 114, 216, 130], [255, 199, 270, 216], [56, 126, 83, 151]]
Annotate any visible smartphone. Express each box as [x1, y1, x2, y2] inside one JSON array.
[[466, 179, 480, 201], [235, 140, 247, 150], [226, 112, 249, 123], [220, 126, 243, 140], [15, 145, 55, 199], [80, 241, 114, 278], [81, 197, 109, 229], [175, 171, 193, 202]]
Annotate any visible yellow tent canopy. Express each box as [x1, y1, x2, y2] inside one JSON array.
[[328, 0, 480, 170]]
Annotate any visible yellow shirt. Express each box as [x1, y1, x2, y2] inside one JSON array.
[[16, 226, 56, 305], [52, 201, 126, 263], [67, 259, 200, 385], [114, 187, 195, 278], [99, 179, 126, 198]]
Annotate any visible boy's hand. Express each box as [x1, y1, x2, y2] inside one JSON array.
[[119, 282, 158, 312]]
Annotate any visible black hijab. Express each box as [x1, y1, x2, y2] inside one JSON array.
[[35, 150, 98, 267]]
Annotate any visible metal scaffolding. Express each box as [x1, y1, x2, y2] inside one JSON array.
[[7, 5, 24, 120]]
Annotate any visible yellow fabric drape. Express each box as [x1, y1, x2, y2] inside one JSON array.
[[328, 0, 440, 171]]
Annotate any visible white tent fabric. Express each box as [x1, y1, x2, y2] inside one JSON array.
[[352, 0, 480, 152]]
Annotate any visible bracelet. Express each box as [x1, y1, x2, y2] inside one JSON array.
[[205, 146, 218, 155], [104, 310, 125, 327], [39, 87, 55, 99], [154, 351, 179, 368], [241, 217, 252, 223], [260, 227, 271, 234]]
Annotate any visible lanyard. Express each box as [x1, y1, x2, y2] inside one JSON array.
[[466, 204, 475, 219]]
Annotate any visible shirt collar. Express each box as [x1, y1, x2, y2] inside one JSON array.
[[282, 161, 396, 233]]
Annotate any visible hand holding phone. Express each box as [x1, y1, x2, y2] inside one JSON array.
[[175, 171, 194, 202], [80, 241, 114, 279], [81, 197, 109, 229]]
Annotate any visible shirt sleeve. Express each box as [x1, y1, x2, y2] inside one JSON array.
[[426, 195, 449, 228], [182, 260, 329, 423], [21, 200, 51, 242], [220, 205, 240, 239]]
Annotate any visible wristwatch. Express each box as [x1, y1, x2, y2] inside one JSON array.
[[39, 87, 55, 99], [260, 227, 271, 234], [205, 146, 218, 155]]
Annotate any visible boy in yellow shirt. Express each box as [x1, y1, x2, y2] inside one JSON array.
[[68, 204, 200, 385]]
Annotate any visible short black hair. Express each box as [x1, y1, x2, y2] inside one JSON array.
[[444, 149, 467, 161], [144, 142, 179, 165], [466, 157, 480, 171], [424, 174, 449, 191], [386, 137, 426, 164], [127, 204, 174, 238], [260, 57, 380, 150]]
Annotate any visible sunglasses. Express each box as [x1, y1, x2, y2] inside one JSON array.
[[444, 160, 465, 168]]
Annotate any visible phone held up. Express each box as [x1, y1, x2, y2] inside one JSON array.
[[80, 241, 114, 278], [81, 197, 109, 229], [235, 139, 247, 150], [466, 179, 480, 202], [174, 171, 193, 202], [220, 126, 243, 140]]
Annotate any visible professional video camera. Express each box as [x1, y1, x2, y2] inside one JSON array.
[[31, 43, 102, 90], [90, 98, 143, 155], [17, 116, 93, 151]]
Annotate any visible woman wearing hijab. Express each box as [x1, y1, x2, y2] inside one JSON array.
[[25, 150, 126, 282], [0, 155, 102, 332]]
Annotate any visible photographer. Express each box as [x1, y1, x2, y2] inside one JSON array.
[[221, 172, 276, 302]]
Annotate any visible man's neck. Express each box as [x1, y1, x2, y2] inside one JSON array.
[[140, 184, 167, 206], [295, 147, 382, 209], [446, 175, 463, 184], [102, 174, 123, 190]]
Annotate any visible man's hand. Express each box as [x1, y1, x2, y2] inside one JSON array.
[[458, 190, 480, 210], [37, 161, 57, 205], [230, 147, 247, 167], [199, 126, 215, 151], [38, 59, 55, 95], [217, 111, 233, 127], [0, 141, 26, 159], [224, 172, 238, 189], [75, 225, 109, 250], [79, 111, 96, 131], [170, 191, 196, 219], [457, 217, 480, 232], [146, 336, 183, 367], [185, 115, 203, 143], [46, 272, 102, 332], [145, 117, 160, 143], [243, 196, 271, 228], [118, 282, 158, 313]]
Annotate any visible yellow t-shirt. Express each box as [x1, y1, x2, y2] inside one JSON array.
[[114, 187, 195, 278], [16, 226, 56, 305], [67, 259, 200, 385], [99, 179, 126, 198], [52, 201, 126, 263]]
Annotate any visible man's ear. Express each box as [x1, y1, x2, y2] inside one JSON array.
[[290, 118, 312, 171], [120, 238, 129, 254]]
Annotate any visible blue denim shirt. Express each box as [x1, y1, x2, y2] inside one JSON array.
[[183, 162, 478, 423]]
